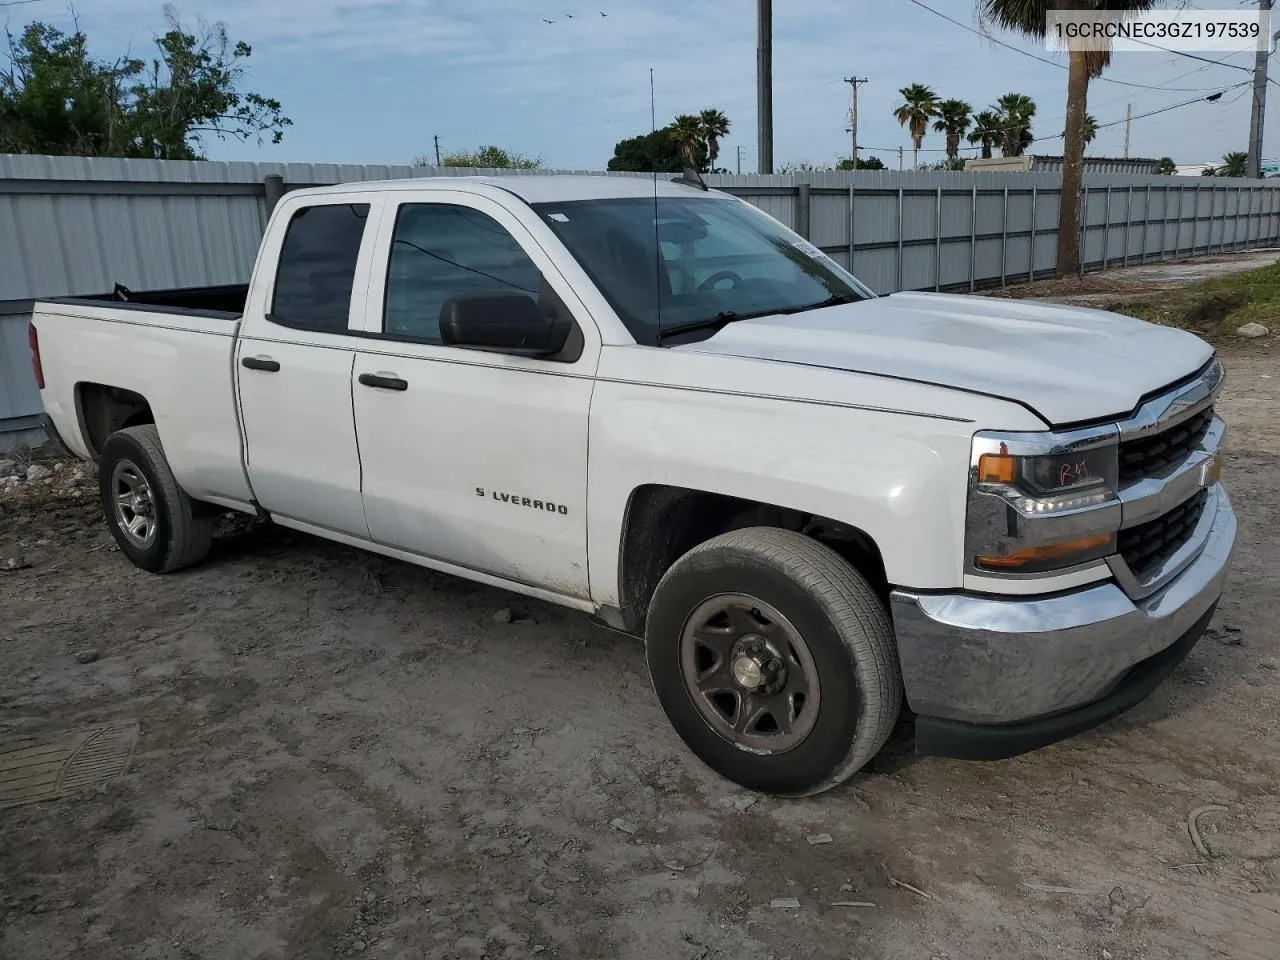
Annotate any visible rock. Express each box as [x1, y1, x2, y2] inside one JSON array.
[[532, 948, 546, 955], [721, 794, 758, 813], [2, 555, 30, 571], [25, 464, 51, 481], [513, 618, 536, 626], [769, 898, 801, 909], [609, 817, 638, 835], [53, 462, 64, 473], [493, 608, 514, 624], [1206, 622, 1243, 645], [0, 460, 15, 478], [352, 941, 366, 952], [1260, 658, 1276, 670], [74, 650, 100, 664], [806, 833, 833, 846], [454, 935, 485, 957], [1237, 322, 1269, 338], [1102, 951, 1113, 960]]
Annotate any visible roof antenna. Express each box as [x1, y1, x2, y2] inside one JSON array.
[[650, 67, 663, 334]]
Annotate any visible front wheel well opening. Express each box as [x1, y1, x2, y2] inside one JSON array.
[[617, 484, 888, 636], [76, 383, 154, 459]]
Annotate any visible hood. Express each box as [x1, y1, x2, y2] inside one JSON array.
[[673, 291, 1214, 426]]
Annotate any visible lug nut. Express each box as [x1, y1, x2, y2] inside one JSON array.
[[768, 659, 783, 673]]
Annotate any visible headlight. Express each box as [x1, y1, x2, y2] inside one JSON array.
[[967, 428, 1122, 575]]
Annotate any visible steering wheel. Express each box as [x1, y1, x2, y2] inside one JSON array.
[[698, 270, 743, 292]]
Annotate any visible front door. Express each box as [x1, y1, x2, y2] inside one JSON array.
[[351, 194, 596, 597]]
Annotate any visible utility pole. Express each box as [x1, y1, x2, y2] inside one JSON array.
[[844, 77, 868, 169], [1123, 103, 1131, 159], [737, 145, 742, 175], [898, 146, 904, 171], [1247, 0, 1272, 178], [433, 135, 442, 167], [756, 0, 774, 174]]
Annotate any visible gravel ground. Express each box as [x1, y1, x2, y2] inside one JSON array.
[[1, 345, 1278, 960]]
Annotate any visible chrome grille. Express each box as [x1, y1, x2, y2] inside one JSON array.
[[1118, 407, 1215, 484], [1117, 488, 1209, 581]]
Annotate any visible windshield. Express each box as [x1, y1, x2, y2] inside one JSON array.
[[531, 196, 874, 345]]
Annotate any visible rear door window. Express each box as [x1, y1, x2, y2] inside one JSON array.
[[271, 203, 371, 331]]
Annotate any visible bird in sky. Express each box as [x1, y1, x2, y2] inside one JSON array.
[[566, 12, 574, 17], [542, 18, 555, 23], [600, 10, 607, 15]]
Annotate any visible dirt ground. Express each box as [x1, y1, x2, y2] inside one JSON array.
[[2, 346, 1279, 960]]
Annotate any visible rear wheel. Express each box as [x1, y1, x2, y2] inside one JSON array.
[[645, 527, 901, 796], [99, 425, 213, 573]]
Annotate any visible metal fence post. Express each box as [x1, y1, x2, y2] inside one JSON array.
[[934, 186, 943, 291], [1122, 184, 1132, 267], [1079, 184, 1088, 276], [1029, 185, 1037, 281], [1193, 183, 1201, 255], [1000, 185, 1009, 286], [263, 174, 285, 216], [1246, 185, 1254, 246], [847, 182, 856, 275], [796, 182, 812, 240], [969, 184, 978, 292], [1141, 184, 1151, 263], [1101, 185, 1111, 269], [1174, 185, 1183, 259], [896, 185, 905, 293]]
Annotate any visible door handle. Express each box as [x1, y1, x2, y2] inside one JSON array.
[[241, 355, 280, 372], [358, 372, 408, 391]]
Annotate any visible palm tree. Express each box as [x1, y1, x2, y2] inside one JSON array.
[[995, 92, 1036, 157], [1156, 157, 1177, 175], [933, 99, 973, 165], [1081, 113, 1098, 147], [1218, 151, 1248, 178], [978, 0, 1161, 276], [669, 114, 705, 170], [698, 109, 731, 169], [968, 110, 1003, 159], [893, 83, 940, 169]]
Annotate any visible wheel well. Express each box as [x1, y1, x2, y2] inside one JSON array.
[[617, 484, 888, 636], [76, 383, 154, 459]]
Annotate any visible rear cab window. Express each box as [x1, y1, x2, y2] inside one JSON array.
[[270, 203, 371, 331]]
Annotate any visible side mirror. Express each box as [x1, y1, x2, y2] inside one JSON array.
[[439, 293, 572, 357]]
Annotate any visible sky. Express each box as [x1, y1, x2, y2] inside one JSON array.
[[5, 0, 1278, 171]]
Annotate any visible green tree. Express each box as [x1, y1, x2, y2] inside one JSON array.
[[893, 82, 939, 169], [967, 110, 1003, 159], [836, 155, 886, 170], [932, 98, 973, 165], [978, 0, 1162, 277], [1156, 156, 1177, 175], [1216, 151, 1248, 178], [0, 5, 290, 159], [994, 92, 1036, 157], [698, 108, 731, 168], [607, 126, 685, 172], [669, 113, 706, 170], [1081, 113, 1098, 146], [422, 145, 542, 168]]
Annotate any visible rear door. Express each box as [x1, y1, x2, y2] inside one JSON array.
[[235, 194, 383, 537], [350, 191, 599, 598]]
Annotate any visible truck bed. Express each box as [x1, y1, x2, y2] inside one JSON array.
[[48, 282, 249, 319]]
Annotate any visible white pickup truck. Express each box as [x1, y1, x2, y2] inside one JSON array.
[[30, 175, 1235, 795]]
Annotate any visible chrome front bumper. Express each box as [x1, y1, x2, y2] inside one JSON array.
[[890, 484, 1236, 729]]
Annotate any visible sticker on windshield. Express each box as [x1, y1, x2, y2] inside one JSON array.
[[791, 239, 825, 260], [547, 212, 570, 222]]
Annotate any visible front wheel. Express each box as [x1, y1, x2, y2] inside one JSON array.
[[98, 424, 213, 573], [645, 527, 902, 796]]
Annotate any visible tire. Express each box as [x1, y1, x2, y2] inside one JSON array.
[[98, 424, 213, 573], [645, 527, 902, 796]]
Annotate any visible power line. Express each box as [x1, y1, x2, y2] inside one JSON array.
[[905, 0, 1236, 91], [1029, 81, 1251, 144]]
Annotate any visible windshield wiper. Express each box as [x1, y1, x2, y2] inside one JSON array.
[[773, 292, 856, 315], [654, 293, 858, 343], [654, 310, 759, 343]]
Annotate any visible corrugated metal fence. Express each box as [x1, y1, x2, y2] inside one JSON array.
[[3, 154, 1280, 449]]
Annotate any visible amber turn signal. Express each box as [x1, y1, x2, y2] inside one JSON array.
[[976, 532, 1115, 571], [977, 453, 1017, 484]]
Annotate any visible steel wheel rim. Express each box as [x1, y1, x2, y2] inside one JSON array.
[[679, 593, 821, 755], [110, 458, 158, 549]]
